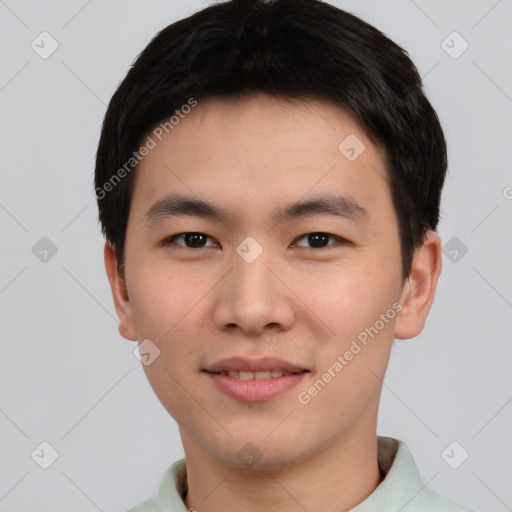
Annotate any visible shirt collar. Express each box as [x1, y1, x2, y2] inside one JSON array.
[[155, 436, 429, 511]]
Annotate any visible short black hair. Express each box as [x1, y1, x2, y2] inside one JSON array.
[[95, 0, 447, 281]]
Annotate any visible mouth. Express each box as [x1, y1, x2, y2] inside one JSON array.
[[204, 369, 309, 379], [203, 356, 309, 375], [202, 357, 310, 402]]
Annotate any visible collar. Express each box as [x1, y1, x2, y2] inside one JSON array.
[[148, 436, 470, 511]]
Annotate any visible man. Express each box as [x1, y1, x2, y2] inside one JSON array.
[[95, 0, 473, 510]]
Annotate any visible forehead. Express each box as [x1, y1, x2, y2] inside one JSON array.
[[131, 93, 392, 225], [166, 93, 377, 159]]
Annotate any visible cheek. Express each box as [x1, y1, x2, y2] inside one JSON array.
[[128, 265, 203, 340], [129, 265, 208, 381], [135, 287, 204, 422], [290, 262, 398, 344], [291, 262, 398, 406]]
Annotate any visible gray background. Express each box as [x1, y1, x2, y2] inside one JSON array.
[[1, 0, 511, 511]]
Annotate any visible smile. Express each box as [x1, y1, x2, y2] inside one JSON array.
[[204, 369, 309, 402], [206, 369, 307, 380]]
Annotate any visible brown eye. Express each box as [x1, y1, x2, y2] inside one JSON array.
[[292, 232, 346, 249], [164, 232, 217, 248]]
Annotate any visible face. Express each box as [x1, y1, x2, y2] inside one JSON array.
[[106, 93, 441, 469]]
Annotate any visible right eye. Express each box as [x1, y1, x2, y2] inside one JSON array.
[[161, 232, 218, 249]]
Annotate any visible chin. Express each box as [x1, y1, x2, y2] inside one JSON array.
[[210, 437, 316, 472]]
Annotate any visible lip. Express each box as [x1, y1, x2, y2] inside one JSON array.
[[204, 356, 307, 374], [205, 371, 308, 402], [203, 357, 309, 402]]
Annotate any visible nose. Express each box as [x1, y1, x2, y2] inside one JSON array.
[[212, 245, 296, 336]]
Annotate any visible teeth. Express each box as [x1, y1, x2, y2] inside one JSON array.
[[221, 370, 295, 379]]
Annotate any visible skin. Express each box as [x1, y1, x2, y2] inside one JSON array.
[[105, 93, 442, 512]]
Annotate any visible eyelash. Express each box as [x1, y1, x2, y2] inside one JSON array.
[[161, 232, 349, 250]]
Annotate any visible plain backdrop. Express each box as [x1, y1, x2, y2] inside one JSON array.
[[1, 1, 511, 511]]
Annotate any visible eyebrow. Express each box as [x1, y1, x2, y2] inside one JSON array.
[[145, 192, 368, 227]]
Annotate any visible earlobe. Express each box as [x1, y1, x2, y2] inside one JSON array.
[[104, 242, 138, 341], [394, 230, 442, 340]]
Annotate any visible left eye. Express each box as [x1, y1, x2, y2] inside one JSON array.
[[291, 232, 345, 249]]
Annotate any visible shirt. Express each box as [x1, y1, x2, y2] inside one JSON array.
[[128, 436, 474, 511]]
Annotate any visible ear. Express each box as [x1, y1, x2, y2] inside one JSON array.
[[104, 242, 138, 341], [394, 230, 442, 340]]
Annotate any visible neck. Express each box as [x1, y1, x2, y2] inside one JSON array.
[[181, 426, 382, 512]]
